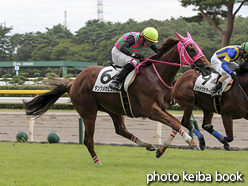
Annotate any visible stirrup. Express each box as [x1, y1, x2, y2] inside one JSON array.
[[109, 80, 121, 91], [211, 90, 222, 98]]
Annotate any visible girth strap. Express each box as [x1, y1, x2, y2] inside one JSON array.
[[119, 86, 135, 118], [213, 97, 221, 114]]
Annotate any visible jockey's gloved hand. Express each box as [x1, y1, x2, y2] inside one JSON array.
[[230, 72, 237, 81], [133, 54, 145, 61]]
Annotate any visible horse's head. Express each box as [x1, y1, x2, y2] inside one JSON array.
[[176, 32, 212, 76]]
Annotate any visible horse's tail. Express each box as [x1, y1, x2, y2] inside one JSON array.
[[23, 79, 72, 118]]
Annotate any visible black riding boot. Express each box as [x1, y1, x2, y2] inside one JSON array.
[[211, 81, 223, 98], [109, 63, 135, 91]]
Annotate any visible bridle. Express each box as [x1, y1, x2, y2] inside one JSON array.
[[177, 38, 204, 66], [131, 35, 205, 89]]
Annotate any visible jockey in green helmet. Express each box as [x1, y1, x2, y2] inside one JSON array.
[[109, 27, 159, 91], [241, 42, 248, 62]]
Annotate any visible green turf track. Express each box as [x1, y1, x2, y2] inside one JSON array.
[[0, 142, 247, 186]]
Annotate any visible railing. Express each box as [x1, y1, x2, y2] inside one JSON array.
[[0, 97, 71, 104], [0, 90, 49, 94], [0, 90, 83, 144]]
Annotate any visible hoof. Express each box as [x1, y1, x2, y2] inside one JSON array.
[[156, 146, 167, 158], [223, 137, 230, 151], [199, 144, 205, 151], [156, 148, 162, 158], [94, 162, 102, 166], [199, 138, 206, 151], [190, 145, 200, 150], [146, 144, 156, 151], [224, 144, 230, 151]]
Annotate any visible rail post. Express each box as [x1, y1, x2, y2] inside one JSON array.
[[29, 117, 35, 142], [189, 114, 200, 139], [156, 122, 162, 144]]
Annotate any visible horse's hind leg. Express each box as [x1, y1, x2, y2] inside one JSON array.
[[202, 111, 230, 150], [221, 114, 233, 150], [108, 112, 156, 151], [71, 93, 102, 165], [83, 117, 103, 165]]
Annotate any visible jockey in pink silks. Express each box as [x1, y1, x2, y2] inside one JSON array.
[[109, 27, 159, 91]]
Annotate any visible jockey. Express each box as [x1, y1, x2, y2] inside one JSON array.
[[109, 27, 159, 91], [211, 42, 248, 98]]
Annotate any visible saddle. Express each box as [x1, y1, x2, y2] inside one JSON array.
[[92, 66, 136, 93], [194, 62, 239, 113], [193, 62, 239, 95], [92, 66, 137, 117]]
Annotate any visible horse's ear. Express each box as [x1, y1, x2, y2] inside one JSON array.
[[187, 32, 192, 39], [176, 32, 186, 42]]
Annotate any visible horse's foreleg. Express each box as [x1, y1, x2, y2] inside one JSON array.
[[151, 109, 199, 158], [156, 127, 199, 158], [181, 109, 206, 151], [190, 127, 205, 150], [156, 130, 177, 158], [109, 113, 156, 151]]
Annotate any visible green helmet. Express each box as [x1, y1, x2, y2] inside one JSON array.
[[241, 42, 248, 53], [142, 27, 158, 43]]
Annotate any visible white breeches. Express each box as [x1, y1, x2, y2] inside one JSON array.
[[211, 53, 230, 77], [111, 46, 139, 67]]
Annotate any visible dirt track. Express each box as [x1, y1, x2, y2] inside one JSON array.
[[0, 111, 247, 149]]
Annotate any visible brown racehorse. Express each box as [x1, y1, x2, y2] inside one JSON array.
[[173, 64, 248, 151], [23, 32, 212, 165]]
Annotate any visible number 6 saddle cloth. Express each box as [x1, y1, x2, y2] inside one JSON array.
[[92, 66, 137, 118]]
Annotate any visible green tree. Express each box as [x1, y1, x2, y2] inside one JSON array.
[[30, 43, 53, 61], [2, 74, 11, 85], [63, 73, 74, 81], [33, 75, 44, 85], [179, 0, 248, 47], [230, 16, 248, 44], [9, 75, 23, 86], [12, 32, 42, 61], [13, 24, 73, 61], [51, 39, 76, 60], [0, 23, 14, 61]]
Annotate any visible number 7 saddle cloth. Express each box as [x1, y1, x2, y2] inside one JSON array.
[[193, 73, 232, 95]]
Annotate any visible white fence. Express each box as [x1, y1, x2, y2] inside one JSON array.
[[0, 97, 71, 104], [0, 97, 72, 142]]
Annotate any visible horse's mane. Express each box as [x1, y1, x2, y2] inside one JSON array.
[[236, 63, 248, 76], [151, 37, 179, 60]]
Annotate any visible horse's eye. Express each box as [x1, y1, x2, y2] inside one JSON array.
[[189, 48, 195, 53]]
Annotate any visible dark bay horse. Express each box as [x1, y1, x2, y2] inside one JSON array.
[[173, 64, 248, 150], [23, 32, 212, 165]]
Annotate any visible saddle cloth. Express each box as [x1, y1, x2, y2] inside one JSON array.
[[92, 66, 136, 93], [193, 73, 232, 95]]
